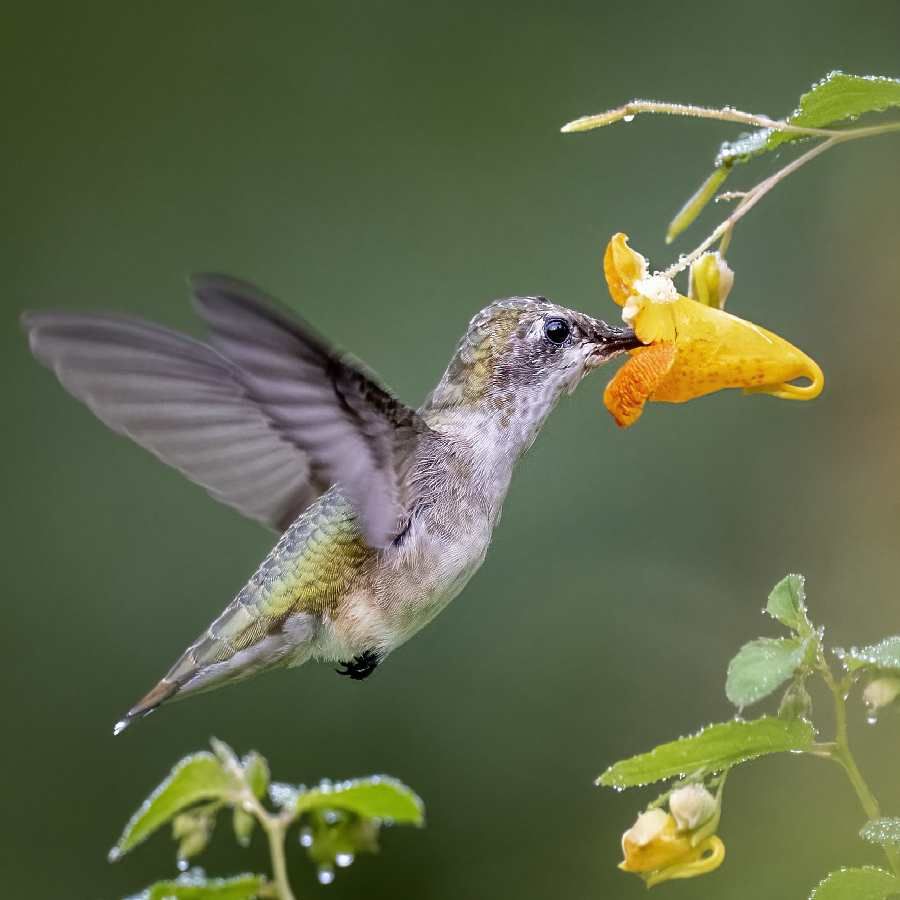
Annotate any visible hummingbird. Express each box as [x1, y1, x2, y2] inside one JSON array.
[[22, 276, 640, 733]]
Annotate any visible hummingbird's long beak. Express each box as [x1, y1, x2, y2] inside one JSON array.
[[585, 319, 643, 366]]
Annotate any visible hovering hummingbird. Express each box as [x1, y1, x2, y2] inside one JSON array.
[[23, 277, 639, 733]]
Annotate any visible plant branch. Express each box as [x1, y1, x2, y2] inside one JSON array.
[[261, 818, 297, 900], [661, 137, 837, 277], [219, 752, 300, 900], [560, 100, 842, 136], [815, 653, 900, 877]]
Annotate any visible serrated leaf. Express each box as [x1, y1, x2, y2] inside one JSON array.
[[835, 637, 900, 674], [861, 819, 900, 847], [718, 72, 900, 167], [110, 753, 240, 860], [294, 776, 424, 825], [810, 866, 899, 900], [129, 873, 266, 900], [726, 637, 808, 707], [767, 574, 812, 633], [598, 716, 815, 788]]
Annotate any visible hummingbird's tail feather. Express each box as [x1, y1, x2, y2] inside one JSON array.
[[113, 611, 319, 734], [113, 679, 179, 734]]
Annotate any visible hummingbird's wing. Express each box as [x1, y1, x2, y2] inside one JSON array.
[[191, 274, 428, 548], [22, 311, 324, 531]]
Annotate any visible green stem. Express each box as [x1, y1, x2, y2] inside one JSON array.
[[661, 113, 900, 277], [818, 657, 900, 877], [663, 137, 836, 277], [263, 819, 297, 900], [219, 750, 300, 900]]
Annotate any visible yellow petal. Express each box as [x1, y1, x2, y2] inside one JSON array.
[[619, 815, 690, 873], [648, 297, 824, 403], [604, 232, 648, 306]]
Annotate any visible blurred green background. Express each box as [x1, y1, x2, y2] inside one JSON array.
[[4, 2, 900, 897]]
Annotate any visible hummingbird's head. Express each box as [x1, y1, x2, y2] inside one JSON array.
[[425, 297, 641, 422]]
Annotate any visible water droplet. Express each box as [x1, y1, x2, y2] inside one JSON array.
[[324, 810, 339, 825], [623, 114, 635, 122], [113, 719, 129, 736], [317, 865, 335, 885], [336, 853, 354, 868], [299, 827, 313, 848], [867, 713, 879, 726], [177, 857, 190, 872]]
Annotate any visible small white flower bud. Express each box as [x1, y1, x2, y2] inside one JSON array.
[[669, 784, 717, 832], [863, 677, 900, 712]]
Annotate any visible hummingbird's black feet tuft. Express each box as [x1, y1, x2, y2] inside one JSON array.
[[336, 649, 381, 681]]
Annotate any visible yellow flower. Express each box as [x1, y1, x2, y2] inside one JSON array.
[[602, 233, 824, 427], [619, 806, 725, 888]]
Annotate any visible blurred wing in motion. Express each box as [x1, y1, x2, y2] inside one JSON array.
[[23, 278, 428, 547], [22, 311, 323, 531], [191, 274, 428, 548]]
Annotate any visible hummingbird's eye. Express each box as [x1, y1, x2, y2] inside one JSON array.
[[543, 318, 571, 345]]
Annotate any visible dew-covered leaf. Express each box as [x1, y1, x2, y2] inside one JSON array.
[[861, 819, 900, 847], [726, 637, 809, 708], [598, 716, 815, 788], [809, 866, 899, 900], [294, 776, 424, 825], [127, 873, 266, 900], [835, 637, 900, 674], [717, 72, 900, 167], [767, 574, 812, 633], [110, 753, 240, 860]]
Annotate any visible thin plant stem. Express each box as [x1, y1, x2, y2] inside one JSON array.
[[218, 750, 300, 900], [662, 138, 837, 277], [560, 100, 843, 136], [661, 117, 900, 277], [816, 654, 900, 877], [263, 819, 297, 900]]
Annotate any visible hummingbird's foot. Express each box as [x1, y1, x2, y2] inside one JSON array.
[[336, 649, 381, 681]]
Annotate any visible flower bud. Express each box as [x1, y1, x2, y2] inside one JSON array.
[[669, 784, 717, 832], [688, 252, 734, 309], [863, 677, 900, 713]]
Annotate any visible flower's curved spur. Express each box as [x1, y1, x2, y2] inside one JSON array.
[[602, 233, 824, 428]]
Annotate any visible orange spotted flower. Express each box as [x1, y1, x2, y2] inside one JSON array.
[[602, 233, 824, 427]]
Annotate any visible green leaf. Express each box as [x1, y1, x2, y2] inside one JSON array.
[[129, 873, 266, 900], [242, 751, 270, 798], [233, 807, 256, 848], [598, 716, 815, 788], [718, 72, 900, 167], [810, 866, 899, 900], [766, 573, 812, 633], [110, 753, 240, 860], [295, 776, 424, 825], [726, 637, 808, 708], [861, 818, 900, 847], [835, 637, 900, 674]]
